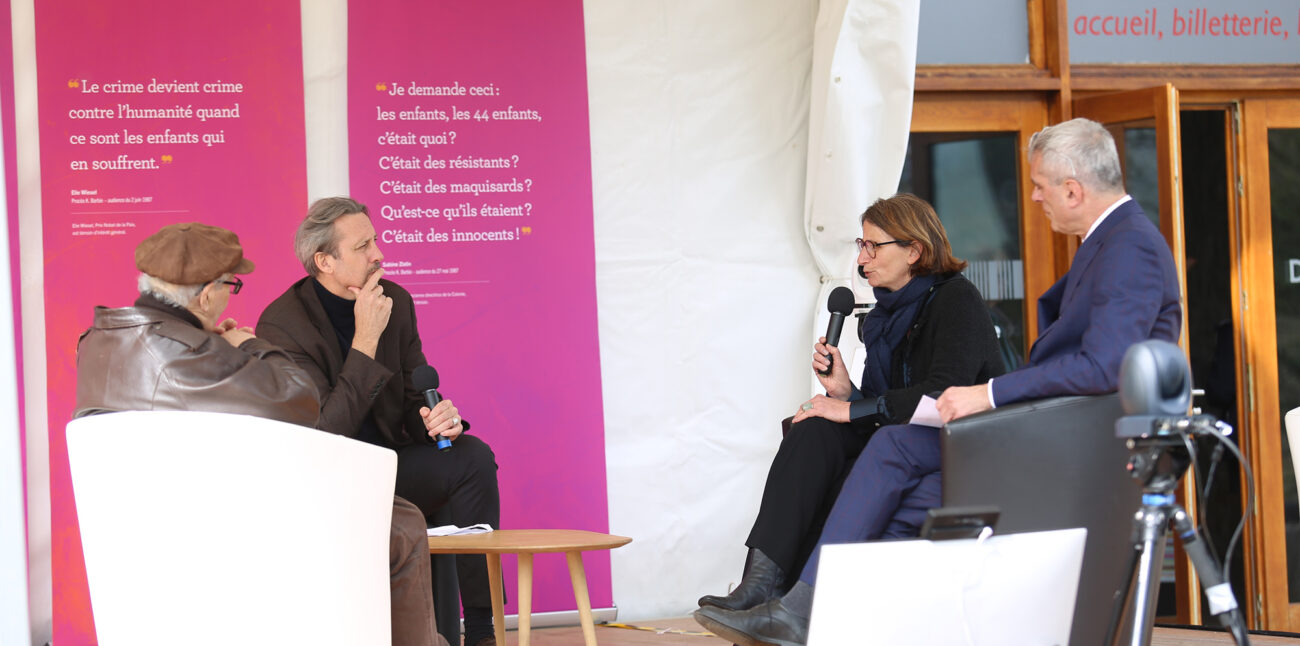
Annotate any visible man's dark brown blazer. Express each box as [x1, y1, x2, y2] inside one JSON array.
[[257, 276, 433, 447]]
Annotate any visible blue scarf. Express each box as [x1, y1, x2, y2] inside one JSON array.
[[859, 274, 937, 397]]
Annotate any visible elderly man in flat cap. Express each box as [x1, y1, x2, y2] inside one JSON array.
[[75, 221, 318, 419], [75, 222, 450, 646]]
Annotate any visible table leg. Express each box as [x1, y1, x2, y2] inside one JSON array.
[[487, 553, 506, 646], [517, 553, 533, 646], [565, 551, 598, 646]]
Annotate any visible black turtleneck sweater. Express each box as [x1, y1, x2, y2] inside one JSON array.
[[311, 278, 385, 446]]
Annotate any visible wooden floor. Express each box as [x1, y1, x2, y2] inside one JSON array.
[[489, 617, 1300, 645]]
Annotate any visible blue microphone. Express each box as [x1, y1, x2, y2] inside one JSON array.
[[413, 365, 452, 452]]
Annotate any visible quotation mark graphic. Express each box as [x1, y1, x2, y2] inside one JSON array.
[[67, 79, 79, 88], [521, 227, 532, 236], [375, 82, 387, 91], [160, 154, 174, 164]]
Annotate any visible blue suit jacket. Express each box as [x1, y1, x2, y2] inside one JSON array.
[[991, 198, 1181, 405]]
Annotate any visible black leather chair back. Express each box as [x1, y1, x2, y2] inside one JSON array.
[[942, 393, 1138, 646]]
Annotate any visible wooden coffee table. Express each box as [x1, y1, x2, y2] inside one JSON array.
[[427, 529, 632, 646]]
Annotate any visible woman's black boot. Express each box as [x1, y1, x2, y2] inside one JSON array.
[[697, 548, 784, 611]]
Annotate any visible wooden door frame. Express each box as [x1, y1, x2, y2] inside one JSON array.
[[1238, 98, 1300, 630]]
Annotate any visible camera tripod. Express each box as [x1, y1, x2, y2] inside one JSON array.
[[1106, 418, 1250, 646]]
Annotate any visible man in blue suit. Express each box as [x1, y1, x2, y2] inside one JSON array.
[[694, 118, 1181, 646], [936, 117, 1182, 419]]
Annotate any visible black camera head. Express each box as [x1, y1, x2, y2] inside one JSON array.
[[1119, 339, 1191, 417]]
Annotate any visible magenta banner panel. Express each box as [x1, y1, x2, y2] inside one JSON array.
[[35, 2, 307, 641], [348, 1, 609, 613]]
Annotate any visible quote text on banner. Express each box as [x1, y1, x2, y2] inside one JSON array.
[[35, 1, 308, 641], [347, 0, 610, 614]]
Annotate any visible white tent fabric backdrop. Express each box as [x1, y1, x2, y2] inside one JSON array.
[[586, 0, 821, 620], [806, 0, 919, 389], [15, 0, 917, 634], [806, 0, 918, 283], [586, 0, 916, 619]]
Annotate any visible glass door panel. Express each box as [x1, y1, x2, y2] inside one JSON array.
[[1267, 127, 1300, 605], [1119, 127, 1162, 229], [902, 133, 1025, 368]]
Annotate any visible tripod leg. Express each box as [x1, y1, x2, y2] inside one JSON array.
[[1170, 508, 1251, 646], [1105, 536, 1144, 646], [1120, 505, 1170, 646]]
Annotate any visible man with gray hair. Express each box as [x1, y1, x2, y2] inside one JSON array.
[[936, 116, 1182, 420], [258, 197, 501, 646], [76, 222, 449, 646]]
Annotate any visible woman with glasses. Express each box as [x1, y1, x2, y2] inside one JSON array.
[[695, 194, 1004, 635]]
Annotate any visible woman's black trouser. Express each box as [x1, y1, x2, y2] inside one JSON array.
[[744, 416, 873, 588]]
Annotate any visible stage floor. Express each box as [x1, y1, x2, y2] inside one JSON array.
[[496, 617, 1300, 645]]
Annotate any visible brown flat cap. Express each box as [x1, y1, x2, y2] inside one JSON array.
[[135, 222, 255, 285]]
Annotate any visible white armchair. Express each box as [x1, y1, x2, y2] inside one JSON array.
[[67, 410, 396, 646]]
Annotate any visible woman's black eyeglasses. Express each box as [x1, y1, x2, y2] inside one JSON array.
[[854, 238, 908, 259]]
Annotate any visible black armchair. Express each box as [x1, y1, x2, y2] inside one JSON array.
[[941, 393, 1139, 646]]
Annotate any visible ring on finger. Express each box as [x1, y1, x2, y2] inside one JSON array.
[[801, 401, 813, 412], [451, 417, 460, 427]]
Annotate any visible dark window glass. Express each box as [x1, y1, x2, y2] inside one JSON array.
[[902, 133, 1024, 369]]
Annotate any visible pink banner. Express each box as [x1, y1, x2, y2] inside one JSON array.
[[348, 1, 610, 614], [35, 1, 307, 641]]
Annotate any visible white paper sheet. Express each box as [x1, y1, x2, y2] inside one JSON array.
[[909, 395, 942, 428], [426, 523, 493, 537]]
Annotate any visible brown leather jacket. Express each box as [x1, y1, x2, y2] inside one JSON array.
[[75, 294, 320, 426]]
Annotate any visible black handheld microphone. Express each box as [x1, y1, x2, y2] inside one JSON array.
[[412, 365, 452, 452], [818, 286, 856, 376]]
